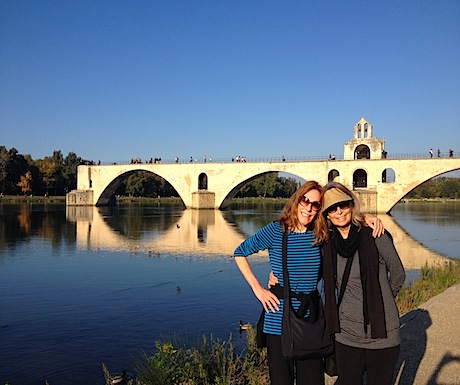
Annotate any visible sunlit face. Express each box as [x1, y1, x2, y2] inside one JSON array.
[[296, 189, 321, 230], [326, 201, 353, 229]]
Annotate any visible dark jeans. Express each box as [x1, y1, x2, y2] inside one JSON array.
[[266, 334, 324, 385], [335, 340, 400, 385]]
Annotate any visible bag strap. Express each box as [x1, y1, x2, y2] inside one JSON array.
[[282, 228, 290, 298], [281, 229, 319, 321]]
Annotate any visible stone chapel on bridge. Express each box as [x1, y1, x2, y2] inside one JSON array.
[[344, 117, 386, 160], [340, 117, 389, 188]]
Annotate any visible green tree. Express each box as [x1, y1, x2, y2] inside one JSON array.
[[1, 147, 30, 194], [275, 176, 300, 198], [125, 172, 150, 197], [123, 171, 178, 197], [439, 177, 460, 198], [252, 172, 279, 197], [63, 152, 83, 193], [36, 152, 64, 195], [0, 146, 8, 193]]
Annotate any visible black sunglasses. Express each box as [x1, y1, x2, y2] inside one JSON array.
[[298, 196, 321, 211], [327, 201, 352, 214]]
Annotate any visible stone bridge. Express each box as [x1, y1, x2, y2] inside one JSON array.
[[67, 157, 460, 213], [66, 118, 460, 213]]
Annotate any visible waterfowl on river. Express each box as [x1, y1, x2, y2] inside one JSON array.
[[239, 320, 251, 331], [110, 370, 128, 384]]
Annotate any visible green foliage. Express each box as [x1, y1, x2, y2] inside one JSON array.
[[406, 177, 460, 199], [0, 146, 30, 195], [117, 171, 178, 198], [274, 176, 300, 198], [237, 173, 300, 198], [62, 151, 83, 193], [396, 260, 460, 315], [133, 328, 269, 385], [0, 146, 84, 196]]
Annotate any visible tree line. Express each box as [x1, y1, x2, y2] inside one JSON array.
[[406, 176, 460, 199], [1, 146, 458, 199], [1, 146, 82, 196], [0, 146, 301, 198]]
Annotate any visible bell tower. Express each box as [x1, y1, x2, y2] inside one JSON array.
[[343, 117, 386, 160]]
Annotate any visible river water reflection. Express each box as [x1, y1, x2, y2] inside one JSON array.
[[0, 201, 458, 385]]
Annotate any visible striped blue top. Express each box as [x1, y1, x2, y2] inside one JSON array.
[[234, 221, 321, 335]]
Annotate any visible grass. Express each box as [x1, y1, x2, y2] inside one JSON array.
[[0, 194, 66, 204], [103, 328, 269, 385], [396, 259, 460, 315]]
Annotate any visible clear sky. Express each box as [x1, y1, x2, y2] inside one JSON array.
[[1, 0, 459, 164]]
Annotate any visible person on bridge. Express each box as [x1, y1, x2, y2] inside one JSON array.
[[234, 181, 384, 385], [319, 182, 405, 385]]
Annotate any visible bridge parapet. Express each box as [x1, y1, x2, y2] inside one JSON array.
[[92, 151, 459, 166]]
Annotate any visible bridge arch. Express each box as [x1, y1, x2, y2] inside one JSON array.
[[199, 173, 208, 190], [383, 167, 460, 212], [96, 170, 139, 205], [355, 144, 370, 159], [219, 171, 279, 209], [95, 168, 186, 207], [382, 168, 396, 183], [328, 169, 340, 182], [353, 168, 368, 188]]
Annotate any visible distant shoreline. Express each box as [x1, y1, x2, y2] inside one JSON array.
[[1, 195, 458, 205]]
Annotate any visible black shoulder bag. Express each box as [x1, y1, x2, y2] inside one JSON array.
[[280, 229, 334, 360]]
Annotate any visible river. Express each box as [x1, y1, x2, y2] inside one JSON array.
[[0, 201, 458, 385]]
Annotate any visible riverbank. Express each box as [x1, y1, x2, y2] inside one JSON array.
[[129, 260, 460, 385], [402, 197, 460, 203], [0, 194, 65, 203], [0, 195, 289, 205], [2, 195, 459, 205]]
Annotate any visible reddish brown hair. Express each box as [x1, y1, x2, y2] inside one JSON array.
[[277, 180, 328, 245]]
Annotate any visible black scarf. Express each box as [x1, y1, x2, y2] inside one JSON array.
[[323, 225, 387, 338], [331, 223, 359, 258]]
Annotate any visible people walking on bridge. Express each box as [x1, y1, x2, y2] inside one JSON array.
[[430, 148, 433, 158], [320, 182, 405, 385], [437, 148, 441, 158], [234, 181, 384, 385], [449, 149, 454, 158]]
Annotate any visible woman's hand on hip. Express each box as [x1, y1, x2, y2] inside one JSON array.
[[253, 284, 280, 313]]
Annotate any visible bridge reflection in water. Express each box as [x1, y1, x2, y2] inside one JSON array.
[[66, 206, 448, 270]]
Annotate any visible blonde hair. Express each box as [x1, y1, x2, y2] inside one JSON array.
[[277, 180, 329, 245], [320, 182, 364, 240]]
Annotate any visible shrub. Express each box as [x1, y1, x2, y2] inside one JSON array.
[[133, 327, 269, 385]]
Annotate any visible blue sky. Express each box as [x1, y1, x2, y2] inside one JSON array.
[[1, 0, 459, 164]]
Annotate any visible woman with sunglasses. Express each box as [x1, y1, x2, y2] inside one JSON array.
[[234, 181, 383, 385], [320, 182, 405, 385]]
